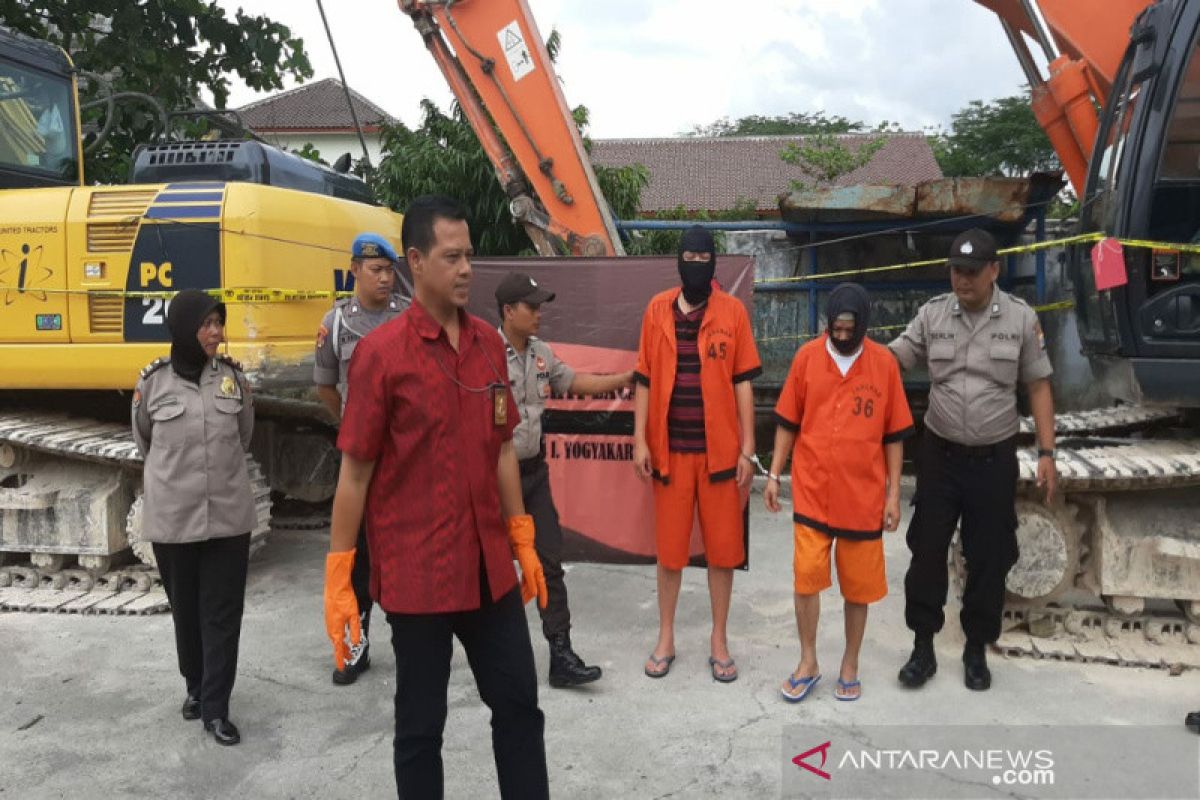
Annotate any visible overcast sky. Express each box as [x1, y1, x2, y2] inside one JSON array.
[[216, 0, 1032, 137]]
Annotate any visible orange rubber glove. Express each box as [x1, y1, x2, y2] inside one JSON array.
[[508, 514, 547, 609], [323, 549, 362, 670]]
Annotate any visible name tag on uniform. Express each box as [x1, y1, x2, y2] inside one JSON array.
[[492, 384, 508, 427]]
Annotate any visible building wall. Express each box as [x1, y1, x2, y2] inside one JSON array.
[[254, 132, 385, 168]]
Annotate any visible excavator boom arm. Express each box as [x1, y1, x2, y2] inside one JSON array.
[[399, 0, 623, 256]]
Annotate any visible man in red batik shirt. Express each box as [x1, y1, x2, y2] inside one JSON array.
[[322, 195, 549, 800]]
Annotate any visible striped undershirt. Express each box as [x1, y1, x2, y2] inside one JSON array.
[[668, 299, 707, 452]]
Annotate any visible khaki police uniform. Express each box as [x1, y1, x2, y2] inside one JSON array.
[[504, 330, 575, 639], [313, 291, 407, 667], [131, 354, 256, 723], [889, 287, 1053, 644], [314, 292, 408, 412]]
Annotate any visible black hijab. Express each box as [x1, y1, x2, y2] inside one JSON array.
[[826, 282, 870, 356], [167, 289, 225, 383], [677, 225, 716, 306]]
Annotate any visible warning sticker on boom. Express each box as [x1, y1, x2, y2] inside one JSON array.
[[498, 21, 535, 82]]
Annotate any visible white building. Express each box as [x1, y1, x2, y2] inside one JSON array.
[[236, 78, 394, 167]]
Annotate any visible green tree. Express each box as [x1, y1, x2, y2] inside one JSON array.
[[686, 111, 867, 137], [0, 1, 312, 183], [371, 99, 648, 256], [371, 29, 648, 256], [780, 133, 887, 191], [934, 91, 1057, 177]]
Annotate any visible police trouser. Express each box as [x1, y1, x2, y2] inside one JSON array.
[[153, 532, 250, 723], [350, 520, 373, 641], [386, 587, 548, 800], [903, 431, 1019, 645], [519, 457, 570, 640]]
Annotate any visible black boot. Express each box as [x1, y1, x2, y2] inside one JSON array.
[[898, 635, 937, 688], [963, 641, 991, 691], [548, 632, 601, 688], [180, 694, 200, 721], [1185, 711, 1200, 734]]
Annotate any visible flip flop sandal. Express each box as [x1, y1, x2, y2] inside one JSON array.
[[709, 656, 738, 683], [644, 653, 675, 678], [834, 678, 862, 701], [781, 673, 821, 703]]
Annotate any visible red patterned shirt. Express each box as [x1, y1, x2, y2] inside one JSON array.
[[338, 300, 519, 614]]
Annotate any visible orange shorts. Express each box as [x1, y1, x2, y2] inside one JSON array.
[[793, 523, 886, 604], [653, 451, 745, 570]]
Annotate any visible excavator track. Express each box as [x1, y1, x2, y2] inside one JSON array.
[[955, 410, 1200, 669], [0, 409, 272, 615]]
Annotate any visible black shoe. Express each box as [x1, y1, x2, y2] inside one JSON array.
[[1185, 711, 1200, 733], [548, 632, 602, 688], [898, 636, 937, 688], [180, 695, 200, 721], [203, 718, 241, 746], [963, 642, 992, 691], [332, 646, 371, 686]]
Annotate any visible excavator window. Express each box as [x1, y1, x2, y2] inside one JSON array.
[[0, 60, 76, 182]]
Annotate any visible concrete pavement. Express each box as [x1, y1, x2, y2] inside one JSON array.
[[2, 491, 1195, 799]]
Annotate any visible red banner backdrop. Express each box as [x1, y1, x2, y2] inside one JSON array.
[[465, 255, 757, 565]]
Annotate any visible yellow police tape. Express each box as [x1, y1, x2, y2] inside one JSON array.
[[9, 232, 1196, 305]]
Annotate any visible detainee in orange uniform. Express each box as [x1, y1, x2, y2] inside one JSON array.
[[633, 226, 761, 683], [764, 283, 914, 702]]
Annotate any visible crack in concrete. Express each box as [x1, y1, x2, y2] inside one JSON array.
[[653, 696, 771, 800]]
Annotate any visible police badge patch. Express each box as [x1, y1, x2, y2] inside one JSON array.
[[220, 376, 238, 397]]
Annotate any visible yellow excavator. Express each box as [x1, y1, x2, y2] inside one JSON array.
[[0, 2, 621, 612]]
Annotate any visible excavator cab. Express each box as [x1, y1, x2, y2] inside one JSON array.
[[1073, 0, 1200, 405], [0, 27, 81, 188]]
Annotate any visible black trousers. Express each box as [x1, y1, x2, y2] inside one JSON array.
[[903, 432, 1020, 644], [386, 587, 548, 800], [153, 532, 250, 722], [520, 459, 570, 640], [351, 520, 373, 642]]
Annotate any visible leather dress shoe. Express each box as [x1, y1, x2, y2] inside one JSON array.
[[1185, 711, 1200, 734], [204, 718, 241, 746], [898, 636, 937, 688], [180, 695, 200, 721], [332, 646, 371, 686], [548, 633, 602, 688], [963, 642, 992, 691]]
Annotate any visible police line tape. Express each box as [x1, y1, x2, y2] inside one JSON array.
[[17, 287, 357, 301], [754, 299, 1077, 345], [752, 231, 1200, 287], [8, 233, 1195, 304]]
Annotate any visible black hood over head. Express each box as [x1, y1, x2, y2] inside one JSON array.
[[677, 225, 716, 306], [167, 289, 225, 383], [826, 282, 870, 356]]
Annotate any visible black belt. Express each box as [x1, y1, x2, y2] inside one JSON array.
[[927, 430, 1014, 459], [518, 455, 545, 476]]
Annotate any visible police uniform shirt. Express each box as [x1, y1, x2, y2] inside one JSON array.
[[314, 293, 408, 409], [502, 331, 575, 461], [132, 356, 257, 543], [888, 287, 1053, 446]]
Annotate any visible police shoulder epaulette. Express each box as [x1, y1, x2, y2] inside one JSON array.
[[928, 292, 953, 305], [217, 353, 244, 373], [139, 357, 170, 380], [1008, 293, 1030, 308]]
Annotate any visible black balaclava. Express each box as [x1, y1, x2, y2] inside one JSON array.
[[167, 289, 225, 383], [826, 282, 870, 356], [677, 225, 716, 306]]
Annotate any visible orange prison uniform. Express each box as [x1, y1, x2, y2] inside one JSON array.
[[634, 287, 761, 569], [774, 336, 914, 602]]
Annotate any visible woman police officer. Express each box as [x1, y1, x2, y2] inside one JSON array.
[[131, 289, 257, 746]]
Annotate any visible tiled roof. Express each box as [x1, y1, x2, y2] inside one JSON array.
[[236, 78, 395, 132], [589, 134, 943, 214]]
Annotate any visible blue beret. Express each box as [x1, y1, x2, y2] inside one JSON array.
[[352, 232, 399, 262]]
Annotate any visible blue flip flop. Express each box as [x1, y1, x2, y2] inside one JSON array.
[[835, 677, 862, 701], [644, 653, 676, 678], [781, 673, 821, 703]]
